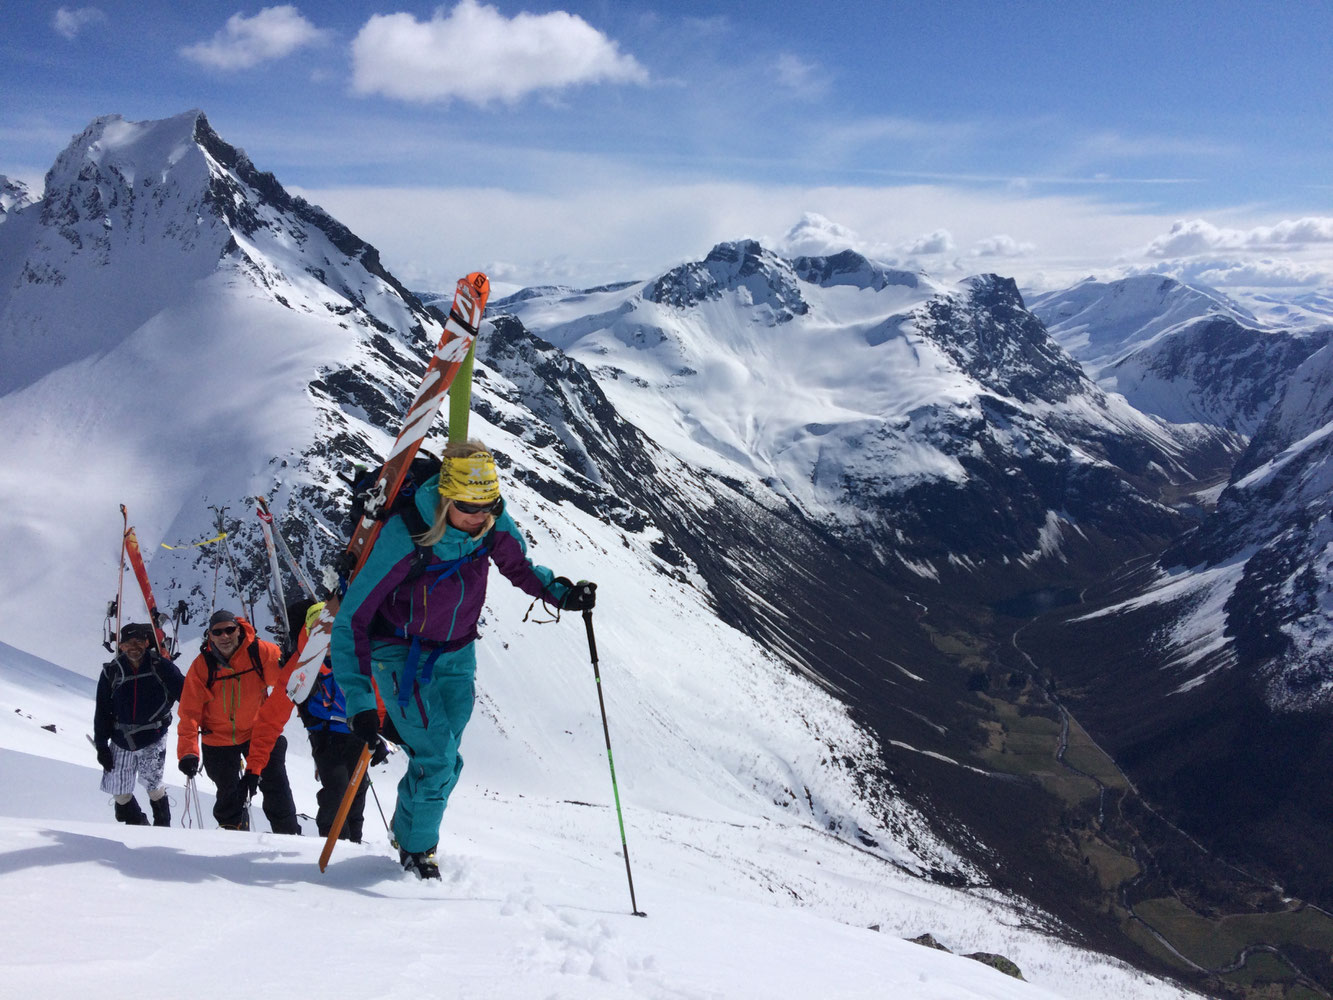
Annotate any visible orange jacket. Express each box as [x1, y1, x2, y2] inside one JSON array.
[[246, 607, 385, 776], [176, 618, 283, 758]]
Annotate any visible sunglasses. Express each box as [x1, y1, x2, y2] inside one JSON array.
[[452, 498, 499, 515], [210, 625, 239, 637]]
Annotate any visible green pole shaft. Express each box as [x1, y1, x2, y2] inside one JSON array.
[[582, 609, 645, 916]]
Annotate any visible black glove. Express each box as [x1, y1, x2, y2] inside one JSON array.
[[96, 744, 114, 772], [239, 771, 260, 799], [351, 709, 380, 747], [561, 579, 597, 612], [178, 754, 199, 778], [370, 739, 390, 767]]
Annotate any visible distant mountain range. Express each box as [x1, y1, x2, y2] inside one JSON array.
[[5, 110, 1333, 994]]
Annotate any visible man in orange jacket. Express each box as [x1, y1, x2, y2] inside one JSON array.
[[176, 609, 300, 833]]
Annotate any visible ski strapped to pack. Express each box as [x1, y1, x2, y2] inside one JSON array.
[[120, 505, 173, 658]]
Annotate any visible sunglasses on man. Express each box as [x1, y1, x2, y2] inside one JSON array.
[[210, 625, 239, 637]]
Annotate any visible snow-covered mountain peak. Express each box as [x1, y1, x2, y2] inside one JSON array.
[[645, 238, 810, 323], [0, 176, 33, 223], [1029, 273, 1258, 372], [0, 110, 436, 395], [44, 110, 205, 192]]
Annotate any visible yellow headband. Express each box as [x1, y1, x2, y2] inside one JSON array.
[[438, 452, 501, 504]]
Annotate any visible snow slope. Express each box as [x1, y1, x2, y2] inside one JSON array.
[[0, 641, 1198, 1000]]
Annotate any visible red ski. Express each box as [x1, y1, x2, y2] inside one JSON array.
[[121, 504, 171, 657]]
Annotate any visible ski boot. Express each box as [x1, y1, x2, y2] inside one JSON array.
[[399, 845, 441, 880], [113, 797, 150, 825]]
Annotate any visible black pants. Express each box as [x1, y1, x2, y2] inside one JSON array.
[[309, 729, 369, 842], [201, 736, 301, 834]]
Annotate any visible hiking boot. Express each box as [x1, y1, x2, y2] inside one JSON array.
[[399, 846, 441, 880], [114, 798, 150, 826], [150, 795, 170, 827]]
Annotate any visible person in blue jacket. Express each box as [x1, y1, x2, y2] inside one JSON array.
[[93, 622, 185, 826], [331, 439, 596, 879]]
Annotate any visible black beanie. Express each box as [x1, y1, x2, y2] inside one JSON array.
[[208, 609, 239, 628]]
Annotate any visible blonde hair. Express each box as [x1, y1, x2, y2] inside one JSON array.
[[415, 439, 497, 546]]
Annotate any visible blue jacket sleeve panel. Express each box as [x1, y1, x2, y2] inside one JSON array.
[[331, 514, 419, 719]]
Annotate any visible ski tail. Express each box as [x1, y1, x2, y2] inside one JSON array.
[[255, 499, 290, 647], [257, 496, 318, 600], [123, 525, 170, 657]]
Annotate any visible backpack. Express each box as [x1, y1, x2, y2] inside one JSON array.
[[337, 450, 503, 592], [300, 665, 351, 733], [103, 651, 175, 741]]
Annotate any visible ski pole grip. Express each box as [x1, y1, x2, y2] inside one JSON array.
[[582, 609, 598, 663]]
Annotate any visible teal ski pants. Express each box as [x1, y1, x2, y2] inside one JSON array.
[[370, 641, 476, 854]]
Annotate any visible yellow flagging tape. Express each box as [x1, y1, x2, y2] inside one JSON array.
[[160, 531, 227, 550]]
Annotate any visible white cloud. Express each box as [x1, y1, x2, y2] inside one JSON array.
[[1137, 256, 1331, 289], [293, 159, 1327, 298], [350, 0, 648, 105], [777, 213, 863, 257], [52, 6, 105, 40], [1147, 217, 1333, 257], [970, 235, 1036, 258], [904, 229, 955, 255], [180, 6, 328, 70]]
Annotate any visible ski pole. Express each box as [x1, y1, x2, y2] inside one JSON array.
[[183, 776, 205, 828], [368, 778, 392, 839], [582, 609, 645, 917]]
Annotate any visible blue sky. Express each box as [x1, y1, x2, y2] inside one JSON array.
[[3, 2, 1331, 294]]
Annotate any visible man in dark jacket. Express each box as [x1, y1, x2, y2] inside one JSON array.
[[94, 622, 185, 826]]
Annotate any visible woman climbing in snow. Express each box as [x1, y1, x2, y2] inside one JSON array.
[[331, 439, 596, 879]]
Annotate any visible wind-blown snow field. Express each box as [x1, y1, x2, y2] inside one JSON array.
[[0, 641, 1198, 1000]]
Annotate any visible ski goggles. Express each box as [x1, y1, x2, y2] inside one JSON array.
[[452, 497, 501, 516]]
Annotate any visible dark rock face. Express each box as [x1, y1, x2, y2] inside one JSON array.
[[920, 275, 1085, 405], [790, 249, 921, 291]]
